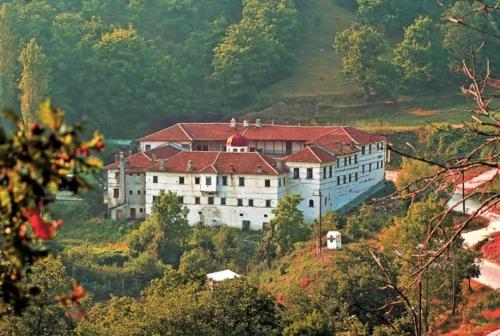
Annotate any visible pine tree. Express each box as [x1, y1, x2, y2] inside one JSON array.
[[0, 5, 18, 110], [18, 38, 50, 125]]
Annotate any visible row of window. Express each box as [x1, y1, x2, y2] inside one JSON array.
[[152, 195, 273, 208], [155, 175, 287, 188], [361, 160, 384, 173], [293, 159, 383, 180], [337, 173, 359, 185], [361, 142, 385, 155]]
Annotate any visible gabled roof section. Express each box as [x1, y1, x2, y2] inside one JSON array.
[[104, 145, 180, 172], [143, 144, 181, 160], [341, 126, 386, 145], [284, 145, 337, 163], [138, 124, 193, 142], [148, 151, 287, 175], [138, 123, 386, 145]]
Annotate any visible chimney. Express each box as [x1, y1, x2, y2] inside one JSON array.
[[159, 159, 165, 171], [243, 120, 250, 127], [257, 164, 263, 173], [271, 120, 275, 125], [276, 160, 282, 170], [128, 150, 132, 157], [118, 151, 126, 203], [114, 154, 118, 163], [187, 160, 193, 171], [230, 163, 235, 172], [230, 118, 236, 128], [152, 153, 157, 163], [256, 119, 262, 128]]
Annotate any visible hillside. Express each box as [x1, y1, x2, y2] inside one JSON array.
[[265, 0, 359, 98], [242, 0, 473, 131]]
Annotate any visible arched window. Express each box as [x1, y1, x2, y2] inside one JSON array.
[[309, 199, 314, 208]]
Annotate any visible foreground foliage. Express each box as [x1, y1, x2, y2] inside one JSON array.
[[0, 101, 102, 314]]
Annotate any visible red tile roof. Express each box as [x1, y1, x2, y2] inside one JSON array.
[[139, 124, 192, 142], [284, 145, 337, 163], [104, 145, 180, 172], [149, 151, 286, 175], [341, 126, 386, 144], [138, 123, 385, 143]]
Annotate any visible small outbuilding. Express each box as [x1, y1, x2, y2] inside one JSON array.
[[206, 269, 240, 288], [326, 231, 342, 250]]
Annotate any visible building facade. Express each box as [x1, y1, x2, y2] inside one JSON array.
[[104, 120, 387, 230]]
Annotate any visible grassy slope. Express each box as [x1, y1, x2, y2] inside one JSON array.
[[265, 0, 359, 97], [244, 0, 472, 131]]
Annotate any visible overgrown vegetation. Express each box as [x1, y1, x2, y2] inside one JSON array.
[[0, 0, 302, 137]]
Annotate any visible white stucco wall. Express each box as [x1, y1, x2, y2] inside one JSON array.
[[144, 172, 287, 230], [139, 141, 190, 152], [285, 141, 386, 222], [107, 140, 387, 227]]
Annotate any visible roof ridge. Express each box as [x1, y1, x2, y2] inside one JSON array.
[[307, 146, 322, 163], [212, 152, 221, 173], [140, 152, 151, 161], [256, 152, 279, 175], [340, 126, 359, 144], [315, 144, 336, 158], [138, 124, 178, 141], [178, 123, 194, 141]]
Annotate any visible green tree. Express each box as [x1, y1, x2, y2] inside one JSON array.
[[0, 4, 18, 111], [83, 25, 185, 137], [0, 100, 103, 314], [127, 191, 190, 265], [179, 248, 217, 277], [381, 196, 479, 332], [395, 157, 437, 194], [423, 125, 485, 164], [393, 16, 449, 88], [212, 0, 300, 104], [18, 38, 51, 125], [356, 0, 443, 34], [443, 0, 500, 73], [201, 278, 282, 335], [266, 194, 310, 255], [0, 257, 74, 336], [344, 204, 394, 240], [334, 25, 396, 97]]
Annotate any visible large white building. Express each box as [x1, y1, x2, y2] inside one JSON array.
[[104, 120, 387, 230]]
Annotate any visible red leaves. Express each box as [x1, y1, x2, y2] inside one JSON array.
[[56, 282, 86, 306], [23, 208, 63, 240], [481, 309, 500, 321], [94, 139, 105, 151], [76, 145, 90, 158], [298, 277, 310, 288]]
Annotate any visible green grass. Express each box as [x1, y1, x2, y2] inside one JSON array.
[[55, 218, 136, 248], [264, 0, 358, 98], [242, 0, 474, 130], [243, 90, 473, 131]]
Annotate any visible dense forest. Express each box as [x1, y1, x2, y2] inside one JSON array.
[[333, 0, 499, 97], [0, 0, 498, 138], [0, 0, 498, 335], [0, 0, 302, 137]]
